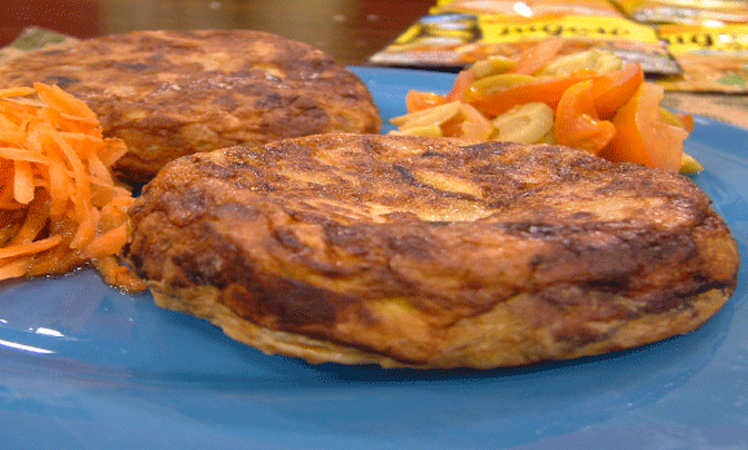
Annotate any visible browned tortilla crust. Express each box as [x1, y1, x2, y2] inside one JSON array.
[[0, 30, 381, 182], [123, 134, 739, 368]]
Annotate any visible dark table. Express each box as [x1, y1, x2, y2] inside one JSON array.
[[1, 0, 433, 66]]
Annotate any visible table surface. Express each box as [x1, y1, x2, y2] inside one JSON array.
[[1, 0, 746, 129], [0, 0, 433, 67]]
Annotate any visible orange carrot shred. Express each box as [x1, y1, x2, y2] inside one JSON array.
[[9, 191, 50, 245], [0, 235, 63, 260], [0, 258, 32, 281], [34, 83, 97, 122], [0, 87, 35, 98], [13, 160, 35, 204], [86, 224, 128, 258], [0, 83, 144, 291], [69, 206, 99, 249]]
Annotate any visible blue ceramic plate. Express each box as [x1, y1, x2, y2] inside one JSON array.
[[1, 67, 746, 450]]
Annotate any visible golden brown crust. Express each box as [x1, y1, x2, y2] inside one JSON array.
[[0, 30, 381, 182], [147, 281, 731, 368], [123, 134, 739, 368]]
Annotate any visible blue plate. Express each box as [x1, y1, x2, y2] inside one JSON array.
[[1, 67, 747, 450]]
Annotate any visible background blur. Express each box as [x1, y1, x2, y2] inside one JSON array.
[[0, 0, 433, 65]]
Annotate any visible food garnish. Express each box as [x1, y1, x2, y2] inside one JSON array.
[[391, 41, 700, 173], [0, 83, 144, 291]]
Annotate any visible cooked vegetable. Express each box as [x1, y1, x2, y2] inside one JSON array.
[[469, 63, 645, 118], [452, 102, 494, 140], [508, 38, 565, 76], [464, 73, 537, 103], [537, 48, 622, 77], [468, 70, 595, 117], [391, 101, 461, 130], [469, 55, 515, 79], [600, 82, 689, 172], [0, 83, 144, 291], [680, 153, 705, 174], [391, 42, 698, 173], [444, 69, 475, 103], [391, 101, 493, 140], [588, 62, 645, 118], [554, 80, 616, 154], [405, 90, 445, 113], [492, 102, 554, 144]]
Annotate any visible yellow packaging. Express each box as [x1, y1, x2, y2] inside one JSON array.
[[611, 0, 748, 25], [658, 24, 748, 92], [369, 13, 680, 75], [432, 0, 624, 18], [478, 15, 658, 44]]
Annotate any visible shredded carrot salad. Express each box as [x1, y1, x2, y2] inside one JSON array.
[[0, 83, 144, 291]]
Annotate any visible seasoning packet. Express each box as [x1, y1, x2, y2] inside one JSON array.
[[611, 0, 748, 26], [369, 13, 681, 75], [432, 0, 625, 18], [657, 24, 748, 92]]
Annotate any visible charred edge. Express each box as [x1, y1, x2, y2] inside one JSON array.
[[220, 278, 431, 366]]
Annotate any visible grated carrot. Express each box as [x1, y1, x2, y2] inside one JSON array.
[[0, 258, 31, 280], [0, 87, 36, 98], [0, 235, 63, 260], [12, 159, 35, 204], [0, 82, 145, 291]]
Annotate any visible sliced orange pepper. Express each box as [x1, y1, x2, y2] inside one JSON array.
[[444, 69, 475, 103], [678, 113, 695, 133], [468, 68, 597, 117], [600, 82, 689, 172], [554, 80, 616, 155], [590, 62, 644, 119], [467, 64, 643, 119], [406, 90, 445, 113], [509, 38, 566, 75]]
